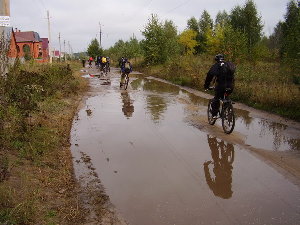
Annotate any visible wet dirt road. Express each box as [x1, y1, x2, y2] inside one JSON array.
[[71, 67, 300, 225]]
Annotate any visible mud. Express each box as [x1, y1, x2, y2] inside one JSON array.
[[71, 66, 300, 225]]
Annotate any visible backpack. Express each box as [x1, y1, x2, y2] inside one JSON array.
[[219, 61, 235, 81], [225, 61, 236, 76], [102, 57, 107, 63]]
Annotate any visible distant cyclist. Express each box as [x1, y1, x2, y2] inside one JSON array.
[[88, 56, 93, 68], [204, 54, 235, 119], [120, 58, 132, 87], [100, 56, 108, 73]]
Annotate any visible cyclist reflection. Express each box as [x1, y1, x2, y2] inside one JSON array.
[[203, 135, 234, 199], [121, 92, 134, 118]]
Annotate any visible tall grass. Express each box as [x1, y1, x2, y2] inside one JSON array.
[[137, 55, 300, 121], [0, 61, 87, 224]]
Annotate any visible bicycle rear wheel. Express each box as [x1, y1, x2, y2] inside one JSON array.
[[222, 104, 235, 134], [207, 99, 216, 125], [124, 74, 129, 90]]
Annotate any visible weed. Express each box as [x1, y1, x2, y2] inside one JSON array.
[[140, 55, 300, 121]]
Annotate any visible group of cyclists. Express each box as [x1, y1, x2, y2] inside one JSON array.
[[84, 53, 235, 124], [85, 55, 133, 87]]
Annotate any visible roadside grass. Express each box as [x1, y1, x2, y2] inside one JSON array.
[[0, 61, 88, 224], [137, 55, 300, 121]]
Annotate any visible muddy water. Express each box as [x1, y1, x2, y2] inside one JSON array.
[[71, 70, 300, 225]]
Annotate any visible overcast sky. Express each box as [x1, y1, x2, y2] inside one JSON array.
[[10, 0, 290, 53]]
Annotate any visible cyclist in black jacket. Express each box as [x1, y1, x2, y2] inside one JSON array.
[[204, 54, 235, 118]]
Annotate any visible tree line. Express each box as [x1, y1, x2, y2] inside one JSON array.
[[87, 0, 299, 73]]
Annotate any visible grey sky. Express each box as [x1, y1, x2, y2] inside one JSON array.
[[10, 0, 289, 53]]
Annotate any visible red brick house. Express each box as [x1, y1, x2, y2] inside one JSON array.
[[15, 30, 43, 59]]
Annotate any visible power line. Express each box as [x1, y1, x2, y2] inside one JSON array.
[[166, 0, 193, 14]]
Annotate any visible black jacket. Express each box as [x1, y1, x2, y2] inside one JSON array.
[[204, 62, 234, 89]]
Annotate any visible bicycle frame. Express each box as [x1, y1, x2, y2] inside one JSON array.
[[207, 88, 235, 134]]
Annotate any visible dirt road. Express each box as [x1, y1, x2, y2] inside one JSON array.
[[72, 66, 300, 225]]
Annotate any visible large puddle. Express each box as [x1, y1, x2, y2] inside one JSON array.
[[71, 71, 300, 225]]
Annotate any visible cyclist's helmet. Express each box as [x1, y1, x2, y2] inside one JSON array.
[[215, 54, 224, 62]]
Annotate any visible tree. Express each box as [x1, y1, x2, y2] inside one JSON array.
[[141, 14, 165, 64], [215, 10, 230, 28], [205, 25, 224, 55], [141, 14, 178, 64], [230, 0, 263, 55], [199, 10, 213, 34], [223, 25, 248, 62], [178, 29, 198, 55], [163, 20, 180, 60], [281, 0, 300, 66], [269, 21, 284, 57], [87, 38, 102, 59], [187, 17, 199, 33], [198, 10, 213, 52], [187, 17, 201, 54]]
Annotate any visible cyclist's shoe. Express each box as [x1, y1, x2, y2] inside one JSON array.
[[212, 115, 218, 119], [120, 82, 123, 87]]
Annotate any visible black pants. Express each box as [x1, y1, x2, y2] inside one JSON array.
[[211, 85, 233, 116]]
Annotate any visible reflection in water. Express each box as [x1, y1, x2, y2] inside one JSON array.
[[131, 77, 300, 151], [121, 92, 134, 118], [204, 135, 234, 199], [146, 95, 167, 122], [235, 108, 253, 128], [143, 79, 180, 94]]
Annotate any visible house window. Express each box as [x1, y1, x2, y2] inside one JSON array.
[[23, 44, 31, 61]]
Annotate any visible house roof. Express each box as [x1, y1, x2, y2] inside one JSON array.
[[15, 31, 42, 43], [41, 38, 49, 49]]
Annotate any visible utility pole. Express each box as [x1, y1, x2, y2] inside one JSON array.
[[68, 41, 71, 59], [47, 10, 52, 63], [58, 32, 62, 61], [0, 0, 10, 27], [63, 40, 66, 61], [0, 0, 10, 16], [99, 22, 102, 48]]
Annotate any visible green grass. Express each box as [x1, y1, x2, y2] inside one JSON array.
[[138, 55, 300, 121]]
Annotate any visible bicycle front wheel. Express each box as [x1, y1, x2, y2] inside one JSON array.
[[207, 99, 216, 125], [222, 104, 235, 134]]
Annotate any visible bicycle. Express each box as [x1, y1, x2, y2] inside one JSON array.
[[99, 64, 108, 76], [207, 87, 235, 134]]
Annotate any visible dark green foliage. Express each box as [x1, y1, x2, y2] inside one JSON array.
[[105, 36, 143, 64], [187, 17, 201, 54], [198, 10, 213, 53], [187, 17, 199, 32], [230, 0, 263, 56], [141, 14, 164, 64], [141, 14, 179, 65], [281, 0, 300, 73], [87, 38, 103, 58], [23, 45, 32, 61], [215, 10, 230, 28]]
